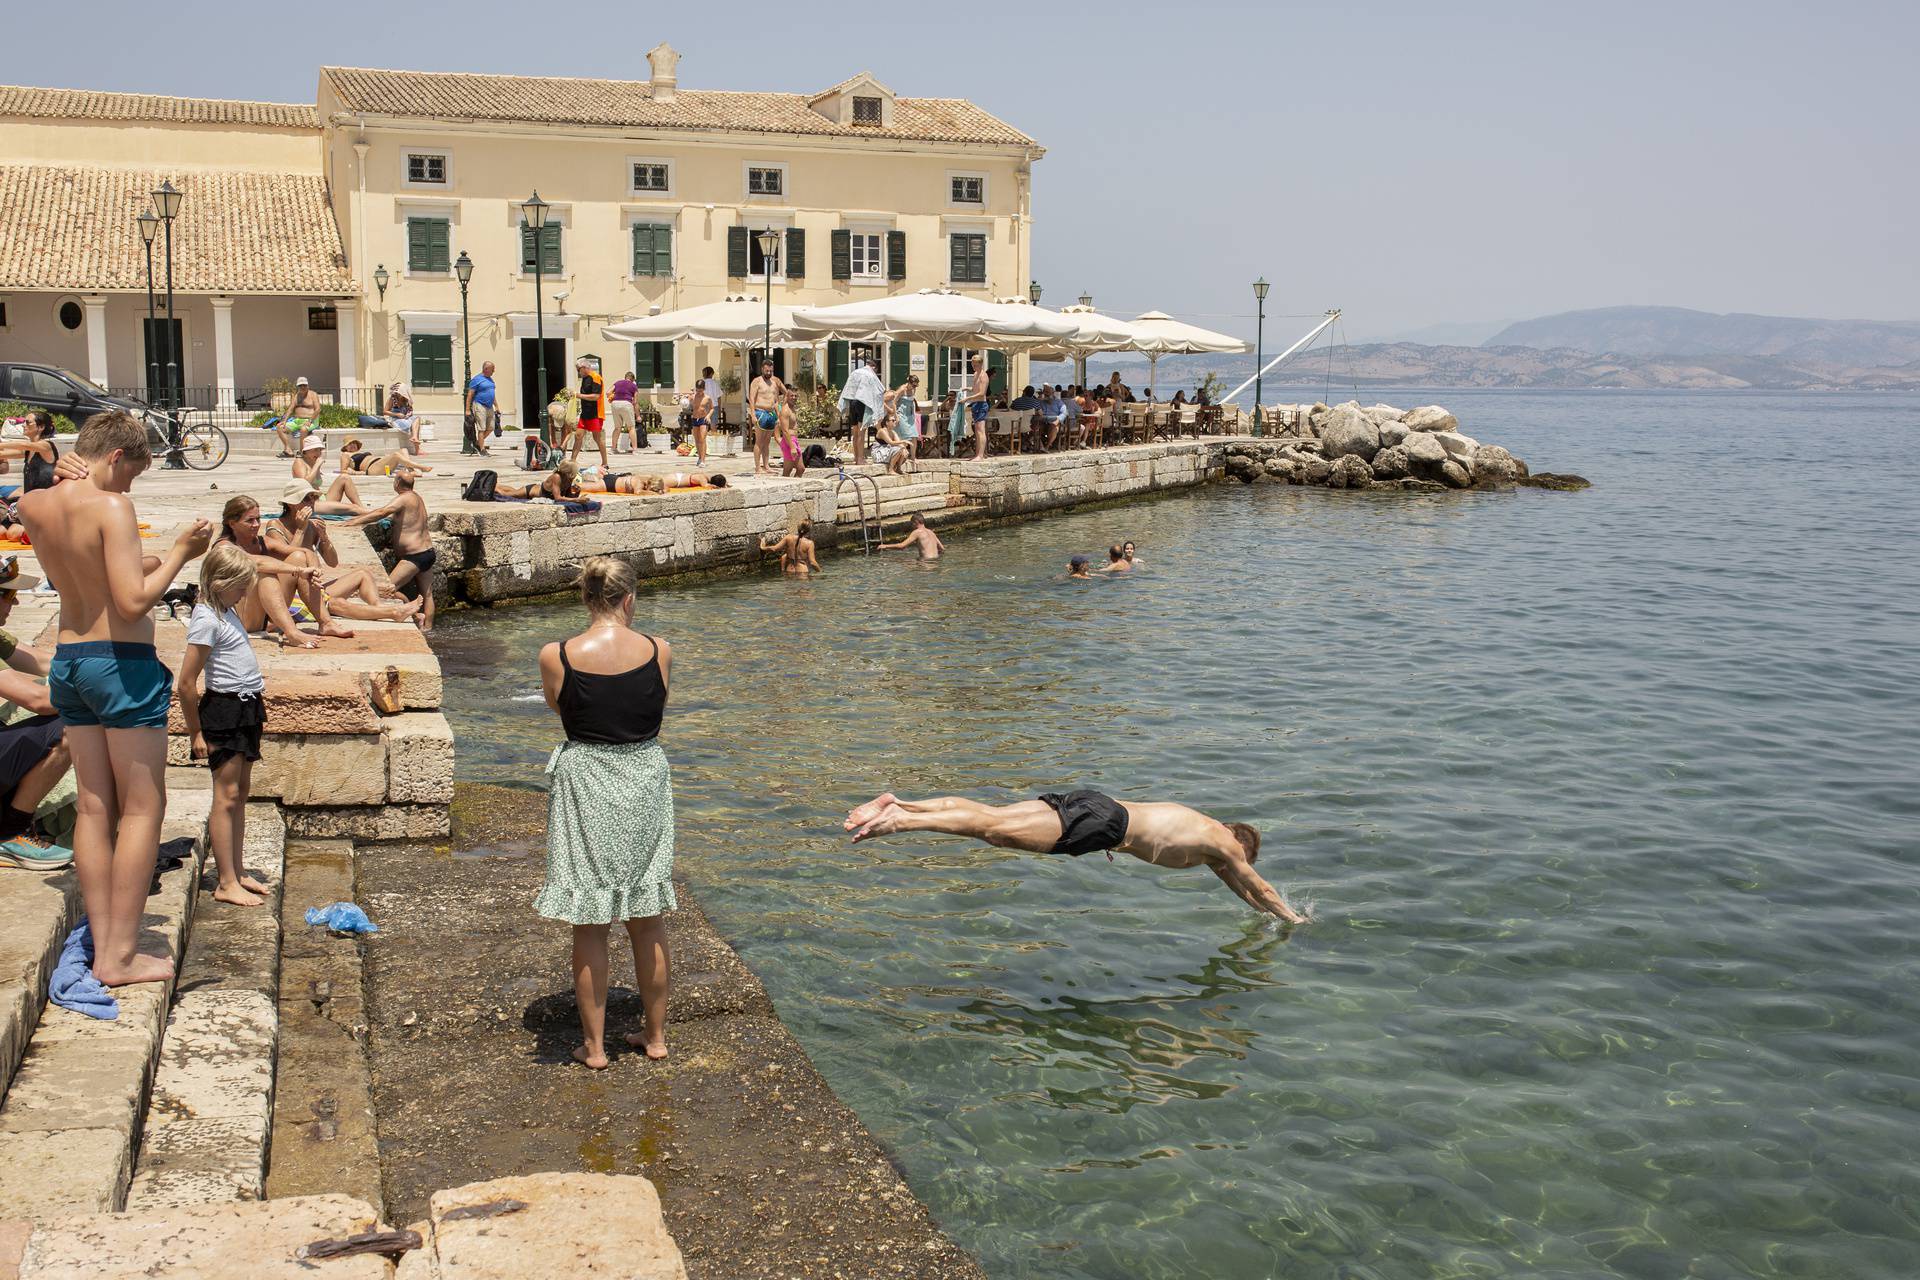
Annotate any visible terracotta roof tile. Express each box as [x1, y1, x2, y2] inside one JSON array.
[[0, 165, 352, 294], [322, 67, 1037, 148], [0, 84, 318, 129]]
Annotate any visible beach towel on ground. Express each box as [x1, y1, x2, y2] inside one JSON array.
[[49, 920, 117, 1020]]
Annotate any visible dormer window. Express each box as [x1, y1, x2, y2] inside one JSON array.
[[852, 95, 882, 125]]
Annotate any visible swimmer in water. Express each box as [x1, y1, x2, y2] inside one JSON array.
[[1067, 554, 1092, 579], [1097, 544, 1133, 573], [760, 520, 821, 576], [1122, 540, 1142, 565], [844, 791, 1306, 923], [879, 512, 943, 560]]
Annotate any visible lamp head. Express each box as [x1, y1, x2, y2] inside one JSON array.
[[454, 250, 474, 286], [1253, 277, 1270, 301], [521, 191, 550, 229], [1028, 281, 1042, 304], [754, 227, 782, 256], [137, 210, 160, 245], [151, 179, 183, 221], [1077, 292, 1092, 308], [373, 265, 389, 300]]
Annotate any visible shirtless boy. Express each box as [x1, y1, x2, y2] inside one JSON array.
[[747, 359, 785, 476], [342, 470, 437, 630], [760, 520, 820, 575], [19, 411, 213, 984], [844, 790, 1306, 923], [880, 512, 943, 560], [685, 379, 712, 466]]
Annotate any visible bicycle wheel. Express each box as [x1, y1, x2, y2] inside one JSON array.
[[179, 423, 229, 470]]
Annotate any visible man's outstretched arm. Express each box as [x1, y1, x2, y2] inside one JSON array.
[[1210, 859, 1307, 924]]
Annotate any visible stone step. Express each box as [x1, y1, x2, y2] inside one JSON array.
[[126, 805, 285, 1211], [168, 672, 381, 738], [0, 790, 212, 1217], [0, 867, 80, 1102], [835, 493, 961, 523], [223, 425, 411, 458], [12, 1192, 391, 1279]]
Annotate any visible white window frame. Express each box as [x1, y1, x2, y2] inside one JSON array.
[[402, 148, 452, 190], [744, 161, 789, 201], [746, 218, 791, 285], [948, 347, 985, 391], [627, 156, 675, 198], [624, 211, 679, 282], [947, 170, 987, 209], [848, 231, 884, 282]]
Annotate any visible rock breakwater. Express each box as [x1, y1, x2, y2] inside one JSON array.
[[1228, 401, 1586, 492]]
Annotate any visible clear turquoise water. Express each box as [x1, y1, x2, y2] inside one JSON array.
[[432, 391, 1920, 1279]]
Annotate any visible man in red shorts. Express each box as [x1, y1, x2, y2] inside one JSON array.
[[569, 358, 610, 471]]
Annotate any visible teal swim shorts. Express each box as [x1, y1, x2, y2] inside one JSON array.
[[49, 641, 174, 730]]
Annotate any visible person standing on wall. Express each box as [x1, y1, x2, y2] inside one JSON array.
[[465, 361, 497, 456], [570, 358, 610, 471]]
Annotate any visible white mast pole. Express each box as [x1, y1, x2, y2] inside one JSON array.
[[1222, 309, 1341, 406]]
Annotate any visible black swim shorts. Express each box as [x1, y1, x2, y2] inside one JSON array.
[[1037, 790, 1129, 857], [395, 548, 437, 599]]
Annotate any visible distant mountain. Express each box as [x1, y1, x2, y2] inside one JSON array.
[[1071, 345, 1920, 392], [1485, 306, 1920, 367]]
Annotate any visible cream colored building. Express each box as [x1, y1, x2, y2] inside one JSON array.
[[0, 48, 1042, 427]]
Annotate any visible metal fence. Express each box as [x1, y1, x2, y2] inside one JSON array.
[[106, 385, 390, 430]]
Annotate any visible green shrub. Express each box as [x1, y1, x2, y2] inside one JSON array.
[[794, 386, 838, 436], [245, 402, 364, 431], [0, 401, 76, 434]]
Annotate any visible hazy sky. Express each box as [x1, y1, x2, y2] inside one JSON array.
[[15, 0, 1916, 344]]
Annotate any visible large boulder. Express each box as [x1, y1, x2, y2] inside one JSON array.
[[1379, 419, 1412, 448], [1403, 405, 1458, 433], [1225, 454, 1261, 483], [1298, 455, 1333, 485], [1438, 458, 1472, 489], [1369, 443, 1412, 480], [1402, 431, 1447, 466], [1305, 402, 1332, 434], [1326, 455, 1373, 489], [1263, 457, 1298, 482], [1432, 430, 1479, 460], [1470, 444, 1519, 487], [1319, 405, 1382, 461], [1363, 403, 1406, 426]]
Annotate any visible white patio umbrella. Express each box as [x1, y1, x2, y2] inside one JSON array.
[[1128, 311, 1251, 397], [602, 295, 812, 432], [791, 288, 1078, 349], [1028, 304, 1148, 387]]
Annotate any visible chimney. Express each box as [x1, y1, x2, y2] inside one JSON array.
[[647, 43, 680, 104]]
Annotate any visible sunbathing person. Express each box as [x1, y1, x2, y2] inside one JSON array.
[[576, 468, 654, 496], [261, 481, 423, 624], [291, 431, 366, 514], [216, 495, 341, 646], [497, 461, 584, 501], [339, 438, 432, 477], [845, 791, 1306, 923]]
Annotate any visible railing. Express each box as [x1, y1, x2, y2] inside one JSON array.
[[106, 385, 390, 431]]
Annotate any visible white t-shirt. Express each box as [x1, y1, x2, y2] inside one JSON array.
[[185, 603, 265, 695], [703, 378, 723, 410]]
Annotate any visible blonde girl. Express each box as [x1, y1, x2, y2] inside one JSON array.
[[178, 543, 271, 906]]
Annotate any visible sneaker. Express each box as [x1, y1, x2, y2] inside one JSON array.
[[0, 838, 73, 871]]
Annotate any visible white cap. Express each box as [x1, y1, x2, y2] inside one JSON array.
[[295, 375, 310, 386], [301, 430, 326, 452]]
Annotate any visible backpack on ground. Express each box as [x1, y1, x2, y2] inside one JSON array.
[[802, 443, 832, 469], [462, 469, 499, 502]]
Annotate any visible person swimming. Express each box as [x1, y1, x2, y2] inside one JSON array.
[[1067, 554, 1092, 579]]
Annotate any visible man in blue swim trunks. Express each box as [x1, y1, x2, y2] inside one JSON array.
[[19, 410, 212, 986], [960, 352, 991, 461], [747, 358, 786, 477]]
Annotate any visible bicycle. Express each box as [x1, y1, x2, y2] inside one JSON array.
[[147, 405, 230, 470]]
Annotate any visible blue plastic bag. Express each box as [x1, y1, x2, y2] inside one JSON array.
[[304, 902, 379, 934]]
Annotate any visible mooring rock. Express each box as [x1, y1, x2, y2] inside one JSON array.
[[1306, 402, 1332, 431], [1262, 458, 1297, 481], [1402, 431, 1447, 466], [1363, 404, 1406, 425], [1403, 405, 1458, 433], [1225, 454, 1261, 483], [1298, 456, 1333, 484], [1519, 472, 1592, 491], [1432, 430, 1479, 460], [1439, 458, 1472, 488], [1326, 455, 1373, 489], [1471, 444, 1519, 486], [1378, 419, 1412, 448], [1369, 444, 1412, 480], [1320, 406, 1382, 461]]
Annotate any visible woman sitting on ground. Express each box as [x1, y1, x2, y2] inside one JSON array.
[[260, 481, 423, 625], [537, 556, 677, 1068], [216, 496, 335, 647], [0, 412, 61, 493], [497, 461, 583, 501], [339, 438, 432, 477], [868, 418, 912, 476], [290, 432, 366, 515]]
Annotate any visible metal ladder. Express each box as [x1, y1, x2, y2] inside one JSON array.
[[835, 470, 883, 554]]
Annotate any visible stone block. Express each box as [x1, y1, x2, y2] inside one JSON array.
[[0, 1127, 131, 1218], [284, 804, 450, 841], [386, 713, 454, 805], [402, 1173, 686, 1280], [144, 989, 275, 1129], [169, 673, 378, 737], [19, 1193, 390, 1279], [0, 871, 77, 1096], [125, 1113, 270, 1209], [252, 734, 386, 807]]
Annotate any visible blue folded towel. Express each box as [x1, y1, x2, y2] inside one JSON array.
[[48, 919, 118, 1020], [304, 901, 378, 934], [559, 499, 602, 516]]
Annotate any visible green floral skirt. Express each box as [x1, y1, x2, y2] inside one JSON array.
[[535, 738, 678, 925]]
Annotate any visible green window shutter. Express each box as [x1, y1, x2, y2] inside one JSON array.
[[934, 346, 948, 397], [727, 225, 749, 277], [541, 224, 562, 273], [830, 229, 852, 282], [407, 218, 428, 272], [521, 224, 536, 271], [889, 341, 911, 388], [955, 234, 984, 284], [408, 218, 449, 272], [949, 236, 964, 284], [828, 340, 849, 389], [988, 350, 1008, 397], [786, 227, 806, 279], [631, 225, 646, 275], [886, 230, 906, 281], [632, 224, 671, 277], [409, 334, 453, 390], [658, 340, 674, 386]]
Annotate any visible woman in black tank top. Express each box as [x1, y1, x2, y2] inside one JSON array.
[[535, 555, 677, 1069], [1, 413, 59, 492]]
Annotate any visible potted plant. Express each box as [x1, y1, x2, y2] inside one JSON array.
[[265, 376, 295, 414]]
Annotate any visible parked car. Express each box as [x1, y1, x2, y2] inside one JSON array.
[[0, 363, 160, 430]]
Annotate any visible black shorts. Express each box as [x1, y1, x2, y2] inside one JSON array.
[[1038, 790, 1130, 857], [396, 548, 437, 598], [200, 690, 264, 771], [0, 714, 63, 802], [845, 401, 868, 426]]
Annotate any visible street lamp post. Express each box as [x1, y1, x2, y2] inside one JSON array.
[[455, 251, 476, 454], [137, 211, 159, 394], [1252, 277, 1270, 436], [523, 193, 551, 448], [151, 180, 183, 410]]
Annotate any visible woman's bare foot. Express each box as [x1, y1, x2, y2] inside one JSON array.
[[572, 1044, 609, 1070], [320, 622, 356, 639], [845, 792, 897, 830], [95, 953, 175, 987], [213, 882, 265, 907], [392, 599, 424, 620], [622, 1032, 668, 1060]]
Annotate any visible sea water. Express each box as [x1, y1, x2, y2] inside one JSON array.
[[433, 390, 1920, 1279]]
